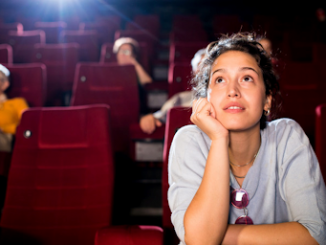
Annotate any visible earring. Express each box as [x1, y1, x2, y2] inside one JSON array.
[[264, 109, 270, 116]]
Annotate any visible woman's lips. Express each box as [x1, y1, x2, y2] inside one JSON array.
[[223, 103, 245, 113]]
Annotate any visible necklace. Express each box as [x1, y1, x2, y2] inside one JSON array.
[[230, 151, 259, 179], [232, 173, 246, 178], [229, 153, 258, 167]]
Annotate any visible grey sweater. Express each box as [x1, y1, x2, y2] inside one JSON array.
[[168, 118, 326, 245]]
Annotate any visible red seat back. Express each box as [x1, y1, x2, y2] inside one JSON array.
[[0, 22, 23, 44], [316, 104, 326, 180], [35, 21, 67, 44], [70, 63, 139, 153], [278, 62, 324, 144], [0, 105, 114, 245], [32, 43, 80, 105], [162, 107, 193, 230], [126, 15, 160, 37], [95, 225, 163, 245], [169, 30, 208, 43], [60, 30, 99, 61], [79, 22, 118, 45], [212, 15, 243, 36], [169, 42, 208, 64], [0, 44, 13, 64], [172, 15, 203, 31], [4, 63, 46, 107], [168, 63, 193, 98], [8, 30, 46, 63]]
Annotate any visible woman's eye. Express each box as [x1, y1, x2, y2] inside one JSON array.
[[243, 76, 253, 82], [215, 77, 225, 83]]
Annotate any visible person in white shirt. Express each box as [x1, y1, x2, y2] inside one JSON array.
[[140, 48, 206, 134]]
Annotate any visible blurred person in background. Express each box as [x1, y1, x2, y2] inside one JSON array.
[[140, 48, 206, 134], [0, 65, 28, 152], [113, 37, 152, 116]]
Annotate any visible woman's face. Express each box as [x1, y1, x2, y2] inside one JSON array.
[[116, 43, 135, 65], [208, 50, 271, 132]]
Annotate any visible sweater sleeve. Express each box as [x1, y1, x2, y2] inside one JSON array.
[[168, 125, 208, 243], [1, 98, 29, 134], [279, 120, 326, 245]]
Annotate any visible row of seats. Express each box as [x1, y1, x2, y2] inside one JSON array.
[[0, 56, 324, 149], [1, 102, 325, 244], [1, 14, 325, 65]]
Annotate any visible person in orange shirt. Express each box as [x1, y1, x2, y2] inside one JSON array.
[[0, 64, 28, 152]]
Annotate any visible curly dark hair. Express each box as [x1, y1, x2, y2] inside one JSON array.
[[191, 32, 281, 129]]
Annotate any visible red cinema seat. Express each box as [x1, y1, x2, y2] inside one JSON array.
[[0, 22, 23, 44], [95, 15, 121, 29], [60, 30, 99, 62], [316, 104, 326, 180], [212, 15, 244, 36], [114, 30, 157, 60], [313, 43, 326, 62], [95, 225, 163, 245], [126, 14, 160, 37], [281, 30, 315, 62], [162, 107, 193, 244], [278, 62, 323, 87], [168, 63, 193, 98], [8, 30, 46, 63], [62, 16, 81, 30], [169, 42, 208, 64], [4, 63, 46, 107], [0, 44, 13, 64], [0, 105, 114, 245], [70, 63, 139, 153], [35, 21, 67, 44], [16, 16, 40, 31], [79, 21, 118, 45], [172, 15, 203, 31], [169, 30, 208, 44], [280, 85, 323, 147], [278, 63, 323, 146], [32, 43, 79, 106], [100, 42, 150, 73]]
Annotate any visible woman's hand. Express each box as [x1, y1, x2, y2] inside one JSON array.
[[191, 97, 229, 141]]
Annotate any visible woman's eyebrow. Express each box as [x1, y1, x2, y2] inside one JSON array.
[[211, 68, 226, 76], [239, 67, 259, 75]]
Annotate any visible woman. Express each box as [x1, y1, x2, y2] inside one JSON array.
[[113, 37, 152, 115], [168, 33, 326, 245], [0, 64, 28, 152]]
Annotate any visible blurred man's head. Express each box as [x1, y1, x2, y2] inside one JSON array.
[[191, 48, 206, 72], [259, 38, 272, 57]]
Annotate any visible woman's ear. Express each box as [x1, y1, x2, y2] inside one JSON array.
[[0, 80, 10, 92], [264, 94, 272, 111]]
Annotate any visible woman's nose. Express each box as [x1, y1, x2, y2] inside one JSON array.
[[227, 83, 241, 98]]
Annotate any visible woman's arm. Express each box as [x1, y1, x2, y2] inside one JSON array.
[[184, 99, 230, 245], [133, 61, 152, 85], [222, 222, 318, 245], [184, 137, 230, 245]]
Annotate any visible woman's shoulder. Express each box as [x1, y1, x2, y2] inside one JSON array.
[[265, 118, 309, 142], [171, 124, 210, 151]]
